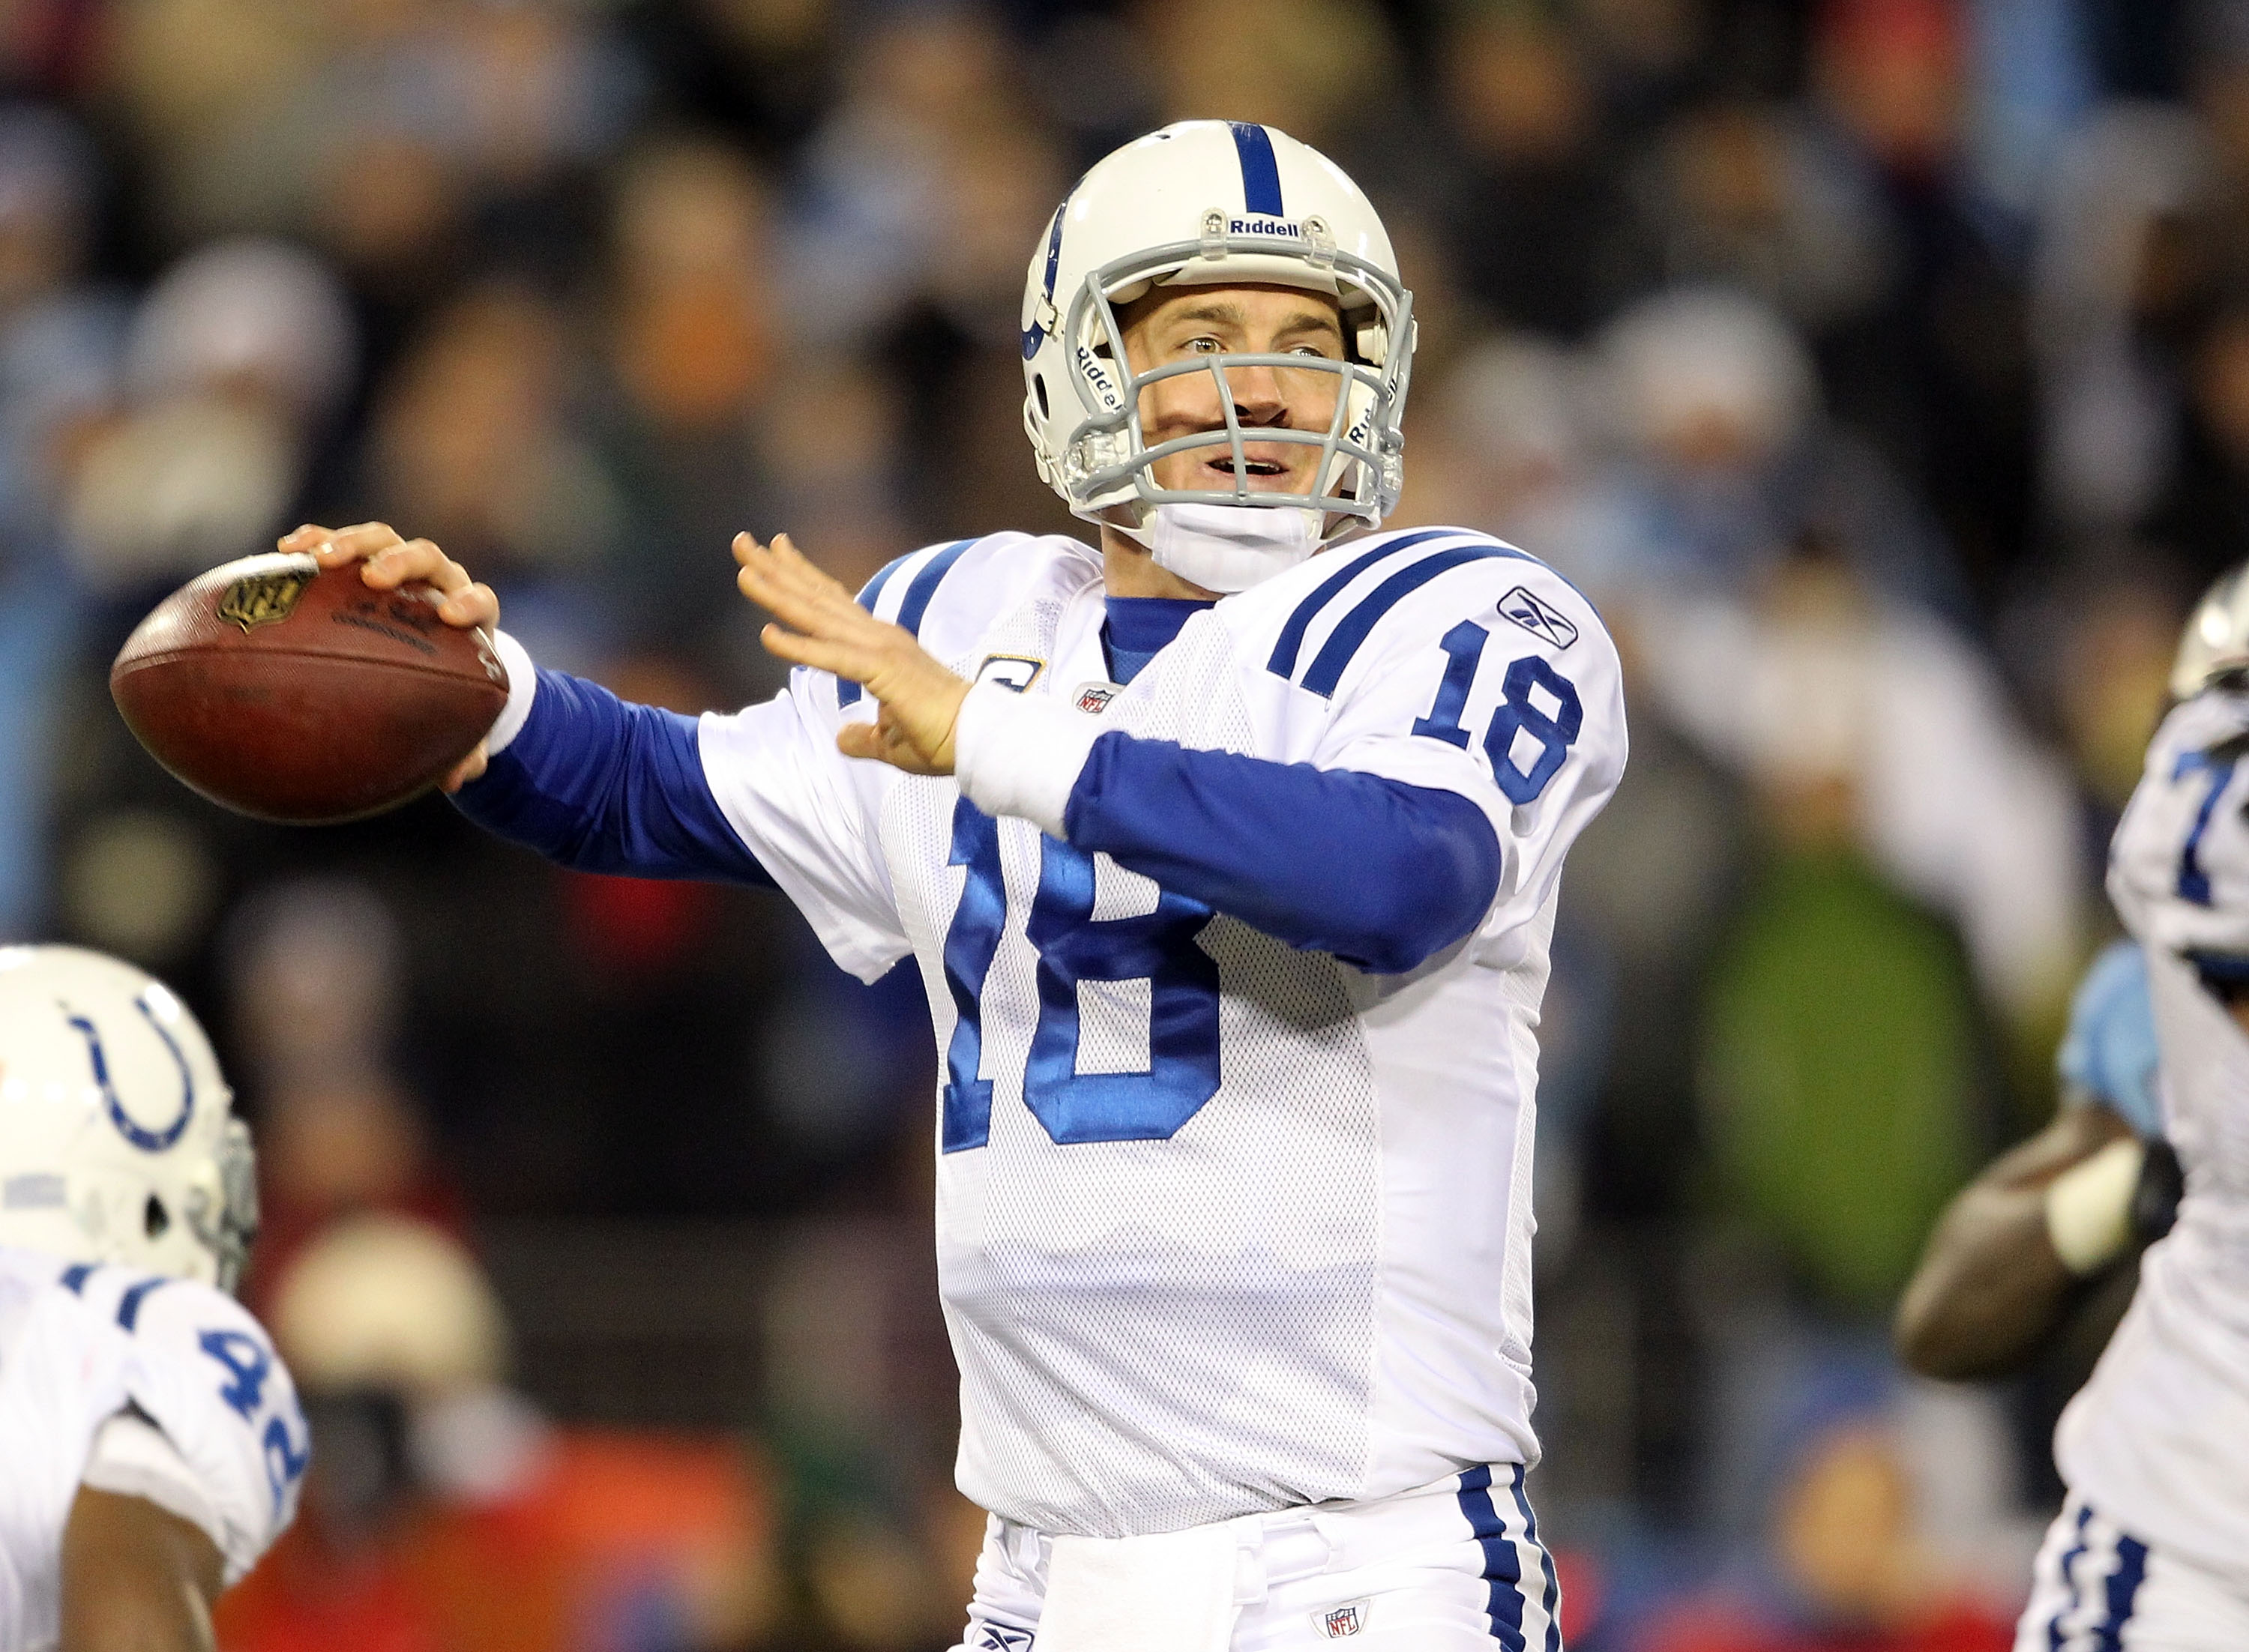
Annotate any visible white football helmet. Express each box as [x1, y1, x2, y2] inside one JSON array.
[[1020, 120, 1414, 552], [2176, 562, 2249, 700], [0, 946, 256, 1292]]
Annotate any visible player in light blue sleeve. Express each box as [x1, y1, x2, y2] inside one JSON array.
[[296, 121, 1627, 1651], [1895, 594, 2213, 1381], [2054, 938, 2163, 1139], [0, 946, 304, 1652]]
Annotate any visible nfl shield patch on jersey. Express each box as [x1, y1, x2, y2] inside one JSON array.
[[1315, 1600, 1369, 1639], [1497, 585, 1578, 651]]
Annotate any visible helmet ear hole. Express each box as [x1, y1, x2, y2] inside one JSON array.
[[144, 1194, 169, 1240], [1035, 373, 1050, 419]]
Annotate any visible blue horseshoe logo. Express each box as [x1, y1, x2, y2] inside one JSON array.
[[64, 997, 195, 1153]]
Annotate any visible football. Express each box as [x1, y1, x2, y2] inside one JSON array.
[[110, 552, 511, 824]]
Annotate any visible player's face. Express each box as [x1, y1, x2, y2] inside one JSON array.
[[1119, 284, 1348, 498]]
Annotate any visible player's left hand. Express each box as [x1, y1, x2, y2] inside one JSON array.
[[734, 532, 968, 775]]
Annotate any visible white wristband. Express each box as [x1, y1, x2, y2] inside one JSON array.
[[2044, 1136, 2148, 1276], [484, 630, 540, 756], [951, 680, 1107, 838]]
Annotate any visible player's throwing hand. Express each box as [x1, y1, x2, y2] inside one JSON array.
[[732, 531, 970, 776], [281, 521, 501, 791]]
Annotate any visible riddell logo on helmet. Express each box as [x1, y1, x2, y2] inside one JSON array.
[[1229, 217, 1301, 238]]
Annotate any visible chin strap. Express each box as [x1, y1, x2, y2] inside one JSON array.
[[1142, 501, 1323, 594]]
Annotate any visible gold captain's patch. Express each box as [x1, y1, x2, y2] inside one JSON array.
[[216, 569, 313, 633]]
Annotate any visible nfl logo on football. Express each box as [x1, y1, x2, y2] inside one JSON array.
[[1319, 1602, 1366, 1639]]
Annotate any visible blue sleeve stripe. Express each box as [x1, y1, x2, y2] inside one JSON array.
[[895, 537, 978, 635], [840, 539, 976, 708], [1266, 528, 1463, 680], [840, 552, 914, 709], [1300, 543, 1532, 697], [58, 1261, 92, 1294], [856, 553, 915, 612], [1229, 121, 1285, 217], [117, 1276, 168, 1331]]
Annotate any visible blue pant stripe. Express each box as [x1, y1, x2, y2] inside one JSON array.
[[1506, 1465, 1563, 1651], [2096, 1530, 2149, 1652], [2048, 1503, 2094, 1651], [839, 539, 974, 707], [1265, 529, 1464, 681], [1457, 1466, 1529, 1650]]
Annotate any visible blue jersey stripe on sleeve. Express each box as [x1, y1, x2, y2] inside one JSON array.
[[838, 552, 916, 709], [856, 552, 915, 614], [1228, 121, 1285, 217], [117, 1276, 169, 1330], [1299, 542, 1533, 697], [895, 537, 978, 635], [58, 1261, 92, 1294], [840, 539, 975, 708], [1265, 528, 1462, 681]]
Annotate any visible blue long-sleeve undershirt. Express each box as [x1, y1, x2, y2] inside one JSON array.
[[1062, 734, 1500, 974], [454, 666, 775, 887], [456, 625, 1504, 973]]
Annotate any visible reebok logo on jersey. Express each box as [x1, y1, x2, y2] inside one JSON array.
[[976, 655, 1044, 693], [1497, 586, 1578, 651], [971, 1627, 1035, 1651], [1317, 1601, 1369, 1639]]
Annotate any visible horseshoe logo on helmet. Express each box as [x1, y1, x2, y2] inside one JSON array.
[[63, 997, 195, 1153]]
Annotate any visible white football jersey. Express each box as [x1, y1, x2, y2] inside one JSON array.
[[0, 1246, 304, 1648], [2059, 689, 2249, 1582], [689, 525, 1625, 1537]]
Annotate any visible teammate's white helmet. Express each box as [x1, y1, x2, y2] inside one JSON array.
[[1020, 120, 1414, 546], [2174, 562, 2249, 700], [0, 945, 256, 1291]]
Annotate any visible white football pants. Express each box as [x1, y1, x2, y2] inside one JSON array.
[[2016, 1495, 2249, 1651], [950, 1465, 1562, 1652]]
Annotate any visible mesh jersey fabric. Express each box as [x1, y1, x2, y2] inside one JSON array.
[[2058, 691, 2249, 1585], [693, 527, 1626, 1536], [0, 1246, 304, 1648]]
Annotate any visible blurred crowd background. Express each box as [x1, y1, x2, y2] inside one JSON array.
[[0, 0, 2227, 1645]]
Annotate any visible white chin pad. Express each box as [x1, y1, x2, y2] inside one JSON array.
[[1149, 501, 1321, 594]]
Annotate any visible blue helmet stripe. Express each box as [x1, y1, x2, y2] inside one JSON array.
[[1020, 202, 1068, 361], [1228, 122, 1284, 217]]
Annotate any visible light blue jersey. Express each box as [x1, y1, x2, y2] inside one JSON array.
[[2057, 938, 2163, 1139]]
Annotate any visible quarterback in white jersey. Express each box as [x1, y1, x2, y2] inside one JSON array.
[[295, 119, 1623, 1650], [0, 947, 304, 1652]]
